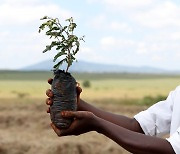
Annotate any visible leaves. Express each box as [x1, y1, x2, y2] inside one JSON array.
[[39, 16, 85, 72], [53, 59, 66, 70], [42, 45, 51, 53], [40, 16, 48, 20], [53, 51, 66, 62]]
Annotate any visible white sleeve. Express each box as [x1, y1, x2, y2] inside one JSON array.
[[134, 90, 175, 136], [166, 127, 180, 154]]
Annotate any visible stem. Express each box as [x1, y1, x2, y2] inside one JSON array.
[[65, 65, 69, 73], [65, 48, 71, 73]]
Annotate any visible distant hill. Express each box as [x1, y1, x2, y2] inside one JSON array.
[[21, 60, 177, 74]]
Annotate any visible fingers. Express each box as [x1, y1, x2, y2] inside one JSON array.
[[47, 107, 50, 113], [46, 98, 53, 105], [51, 123, 61, 136], [76, 83, 82, 105], [76, 83, 82, 95], [48, 78, 53, 85], [46, 89, 53, 97]]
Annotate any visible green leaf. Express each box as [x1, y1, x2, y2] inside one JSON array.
[[40, 16, 48, 20], [61, 26, 68, 33], [42, 45, 51, 53], [51, 26, 60, 31], [53, 59, 66, 69], [74, 45, 79, 55], [69, 23, 77, 32], [66, 17, 73, 23], [53, 51, 66, 62]]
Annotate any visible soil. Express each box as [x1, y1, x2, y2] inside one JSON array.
[[0, 98, 146, 154], [50, 70, 77, 129]]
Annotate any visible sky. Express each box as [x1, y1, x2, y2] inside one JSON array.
[[1, 0, 180, 70]]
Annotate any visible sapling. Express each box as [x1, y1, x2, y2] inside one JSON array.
[[39, 16, 84, 128]]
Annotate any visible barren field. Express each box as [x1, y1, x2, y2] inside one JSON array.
[[0, 98, 147, 154], [0, 71, 180, 154]]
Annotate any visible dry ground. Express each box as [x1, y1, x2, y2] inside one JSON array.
[[0, 98, 146, 154]]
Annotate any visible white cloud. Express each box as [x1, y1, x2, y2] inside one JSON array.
[[77, 46, 104, 63], [88, 15, 133, 33], [170, 32, 180, 40], [0, 1, 73, 26], [86, 0, 98, 4], [100, 36, 116, 47], [100, 36, 135, 50], [133, 1, 180, 28], [110, 22, 132, 33], [103, 0, 154, 10], [0, 30, 51, 69], [91, 0, 180, 29], [80, 47, 93, 53], [88, 14, 107, 29], [136, 42, 148, 54], [152, 55, 164, 62]]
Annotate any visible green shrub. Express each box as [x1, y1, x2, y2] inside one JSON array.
[[138, 95, 167, 106], [82, 80, 91, 88]]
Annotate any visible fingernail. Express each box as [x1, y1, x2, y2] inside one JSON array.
[[48, 100, 51, 105], [61, 112, 64, 116], [48, 79, 53, 84], [49, 92, 53, 97], [46, 89, 50, 95]]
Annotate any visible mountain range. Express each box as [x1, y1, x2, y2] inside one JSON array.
[[21, 60, 179, 74]]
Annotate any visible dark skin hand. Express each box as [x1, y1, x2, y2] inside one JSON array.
[[46, 78, 175, 154]]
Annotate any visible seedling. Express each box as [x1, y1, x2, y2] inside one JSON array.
[[39, 16, 85, 72], [39, 16, 85, 129]]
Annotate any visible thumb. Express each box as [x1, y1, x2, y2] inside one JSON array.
[[61, 111, 83, 119]]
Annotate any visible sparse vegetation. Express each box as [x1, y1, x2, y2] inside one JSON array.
[[137, 95, 167, 106], [82, 80, 91, 88]]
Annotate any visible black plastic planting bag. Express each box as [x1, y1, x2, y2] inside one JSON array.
[[50, 70, 77, 129]]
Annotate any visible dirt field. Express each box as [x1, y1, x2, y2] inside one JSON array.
[[0, 71, 178, 154], [0, 98, 146, 154]]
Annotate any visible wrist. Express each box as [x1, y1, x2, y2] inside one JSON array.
[[92, 115, 103, 133]]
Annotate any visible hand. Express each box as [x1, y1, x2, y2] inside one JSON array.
[[51, 111, 97, 136], [45, 78, 82, 113]]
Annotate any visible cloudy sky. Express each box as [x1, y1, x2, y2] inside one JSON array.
[[1, 0, 180, 70]]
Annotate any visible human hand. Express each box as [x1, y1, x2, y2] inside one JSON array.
[[45, 78, 82, 113], [51, 111, 97, 136]]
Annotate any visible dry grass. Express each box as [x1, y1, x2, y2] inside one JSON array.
[[0, 98, 146, 154], [1, 77, 179, 100], [1, 72, 178, 153]]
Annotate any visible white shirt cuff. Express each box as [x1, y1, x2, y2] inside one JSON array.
[[166, 128, 180, 154], [134, 110, 156, 136]]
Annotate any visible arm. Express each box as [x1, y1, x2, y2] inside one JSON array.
[[96, 116, 175, 154], [51, 111, 175, 154], [78, 99, 144, 133]]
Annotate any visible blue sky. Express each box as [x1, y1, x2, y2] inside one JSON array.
[[0, 0, 180, 70]]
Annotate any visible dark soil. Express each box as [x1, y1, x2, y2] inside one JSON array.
[[50, 70, 77, 129]]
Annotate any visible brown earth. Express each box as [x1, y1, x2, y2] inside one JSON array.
[[0, 98, 146, 154]]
